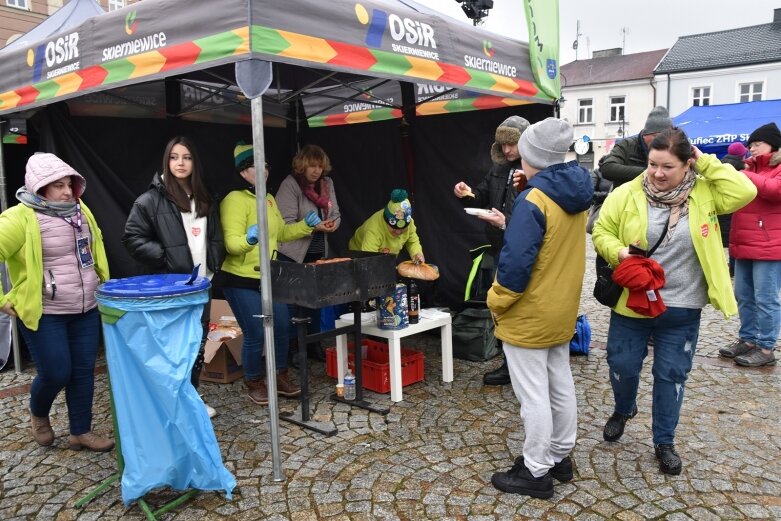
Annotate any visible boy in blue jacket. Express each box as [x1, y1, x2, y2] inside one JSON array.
[[488, 118, 593, 499]]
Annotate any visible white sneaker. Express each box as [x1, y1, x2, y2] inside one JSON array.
[[205, 403, 217, 418]]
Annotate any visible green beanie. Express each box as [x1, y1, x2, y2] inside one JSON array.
[[234, 140, 254, 172], [383, 189, 412, 229]]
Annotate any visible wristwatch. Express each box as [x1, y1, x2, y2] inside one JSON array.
[[500, 223, 506, 231]]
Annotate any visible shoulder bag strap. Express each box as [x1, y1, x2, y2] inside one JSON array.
[[646, 216, 670, 257]]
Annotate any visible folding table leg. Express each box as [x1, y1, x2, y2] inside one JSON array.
[[389, 338, 403, 402]]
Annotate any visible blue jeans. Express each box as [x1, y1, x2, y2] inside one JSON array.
[[222, 287, 288, 380], [606, 307, 700, 445], [18, 308, 100, 435], [734, 259, 781, 350]]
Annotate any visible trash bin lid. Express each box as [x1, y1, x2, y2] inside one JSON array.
[[97, 273, 210, 298]]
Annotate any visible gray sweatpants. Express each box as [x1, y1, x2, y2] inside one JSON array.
[[504, 341, 577, 478]]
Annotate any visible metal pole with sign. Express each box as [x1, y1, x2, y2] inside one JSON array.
[[235, 58, 284, 483]]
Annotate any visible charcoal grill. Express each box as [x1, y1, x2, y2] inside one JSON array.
[[270, 251, 396, 308], [270, 252, 397, 434]]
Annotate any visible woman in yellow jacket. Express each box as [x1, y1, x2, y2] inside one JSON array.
[[0, 153, 113, 451], [592, 128, 756, 475], [219, 143, 319, 406]]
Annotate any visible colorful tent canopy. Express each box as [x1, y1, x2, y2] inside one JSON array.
[[0, 0, 549, 117]]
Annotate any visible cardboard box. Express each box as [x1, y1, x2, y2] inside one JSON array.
[[201, 299, 244, 384]]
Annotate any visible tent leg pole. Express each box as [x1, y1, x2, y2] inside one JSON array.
[[0, 140, 22, 374], [250, 96, 285, 483]]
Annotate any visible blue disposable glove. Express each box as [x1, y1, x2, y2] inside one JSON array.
[[304, 210, 322, 227], [246, 224, 259, 245]]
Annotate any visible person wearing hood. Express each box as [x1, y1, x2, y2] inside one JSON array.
[[487, 118, 593, 499], [122, 136, 224, 418], [600, 106, 674, 187], [721, 122, 781, 367], [219, 142, 320, 406], [0, 153, 113, 452], [453, 115, 530, 386], [593, 128, 756, 476]]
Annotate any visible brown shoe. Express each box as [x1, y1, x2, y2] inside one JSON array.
[[68, 431, 115, 452], [276, 368, 301, 398], [30, 411, 54, 447], [246, 378, 268, 405]]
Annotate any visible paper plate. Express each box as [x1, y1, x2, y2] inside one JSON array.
[[464, 208, 493, 217], [339, 312, 376, 324]]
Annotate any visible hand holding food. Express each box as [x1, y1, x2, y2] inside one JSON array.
[[453, 181, 475, 198]]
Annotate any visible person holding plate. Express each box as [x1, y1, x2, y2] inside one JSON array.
[[453, 115, 530, 386]]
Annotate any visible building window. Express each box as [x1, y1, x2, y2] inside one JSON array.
[[739, 82, 763, 102], [578, 99, 593, 124], [6, 0, 30, 9], [609, 96, 626, 123], [692, 87, 711, 107]]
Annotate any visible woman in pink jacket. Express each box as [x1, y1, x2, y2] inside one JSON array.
[[0, 153, 113, 451], [721, 123, 781, 366]]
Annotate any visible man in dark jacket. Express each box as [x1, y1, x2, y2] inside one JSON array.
[[454, 115, 530, 385], [600, 106, 673, 187]]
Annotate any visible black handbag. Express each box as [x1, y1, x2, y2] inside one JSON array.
[[593, 218, 669, 308]]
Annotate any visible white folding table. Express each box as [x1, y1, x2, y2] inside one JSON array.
[[334, 312, 453, 402]]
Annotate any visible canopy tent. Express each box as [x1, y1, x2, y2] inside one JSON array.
[[0, 0, 555, 306], [0, 0, 549, 117], [0, 0, 557, 486], [673, 99, 781, 157]]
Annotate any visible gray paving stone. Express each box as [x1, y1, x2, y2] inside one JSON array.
[[2, 237, 780, 519]]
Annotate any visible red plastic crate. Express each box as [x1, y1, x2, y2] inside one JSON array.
[[325, 339, 424, 394]]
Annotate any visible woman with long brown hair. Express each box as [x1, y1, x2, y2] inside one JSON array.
[[123, 136, 224, 417]]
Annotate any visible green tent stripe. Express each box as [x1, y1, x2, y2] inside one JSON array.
[[32, 79, 61, 101], [366, 50, 413, 76], [463, 69, 498, 91], [367, 107, 397, 121], [193, 30, 245, 65], [443, 98, 479, 112], [308, 115, 329, 127], [101, 59, 137, 84], [252, 26, 291, 55]]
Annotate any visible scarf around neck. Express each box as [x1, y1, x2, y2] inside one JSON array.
[[16, 187, 80, 217], [299, 176, 330, 212], [641, 169, 696, 247]]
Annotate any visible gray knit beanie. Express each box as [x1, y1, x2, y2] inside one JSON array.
[[518, 117, 573, 170], [643, 106, 673, 134]]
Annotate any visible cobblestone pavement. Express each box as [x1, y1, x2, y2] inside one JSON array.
[[1, 239, 780, 520]]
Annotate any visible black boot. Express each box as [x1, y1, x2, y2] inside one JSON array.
[[483, 354, 510, 385], [190, 348, 205, 389]]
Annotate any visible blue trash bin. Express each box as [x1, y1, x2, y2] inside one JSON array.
[[96, 274, 235, 506]]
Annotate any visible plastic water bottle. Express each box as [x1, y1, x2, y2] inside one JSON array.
[[344, 369, 356, 400]]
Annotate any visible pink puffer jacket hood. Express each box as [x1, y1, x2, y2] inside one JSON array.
[[25, 153, 85, 199]]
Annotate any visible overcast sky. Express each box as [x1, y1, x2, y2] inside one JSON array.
[[429, 0, 781, 65]]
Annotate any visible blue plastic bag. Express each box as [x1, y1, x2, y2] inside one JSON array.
[[569, 314, 591, 356], [97, 280, 235, 506]]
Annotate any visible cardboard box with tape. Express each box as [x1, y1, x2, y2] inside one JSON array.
[[201, 299, 244, 384]]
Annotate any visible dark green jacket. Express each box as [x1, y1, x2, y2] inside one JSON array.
[[599, 135, 649, 187]]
